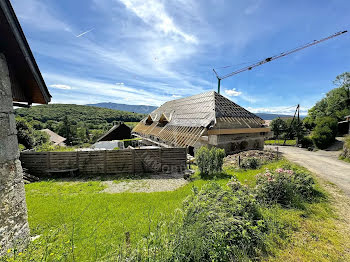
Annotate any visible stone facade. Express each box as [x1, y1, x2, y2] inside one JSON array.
[[0, 53, 30, 255]]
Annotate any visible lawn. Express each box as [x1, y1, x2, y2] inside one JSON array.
[[6, 159, 349, 261], [265, 139, 297, 146]]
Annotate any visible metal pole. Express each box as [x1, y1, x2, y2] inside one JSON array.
[[217, 78, 221, 94]]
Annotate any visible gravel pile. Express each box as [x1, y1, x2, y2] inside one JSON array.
[[224, 150, 277, 167]]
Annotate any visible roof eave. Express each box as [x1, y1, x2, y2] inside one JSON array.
[[0, 0, 51, 104]]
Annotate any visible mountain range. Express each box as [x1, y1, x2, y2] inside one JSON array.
[[87, 102, 294, 120]]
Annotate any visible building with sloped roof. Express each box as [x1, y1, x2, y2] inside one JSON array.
[[41, 129, 66, 146], [0, 0, 51, 254], [97, 122, 131, 142], [132, 91, 270, 155]]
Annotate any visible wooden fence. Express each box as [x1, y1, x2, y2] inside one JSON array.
[[20, 148, 186, 176]]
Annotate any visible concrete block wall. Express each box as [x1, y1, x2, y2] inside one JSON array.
[[0, 54, 30, 255]]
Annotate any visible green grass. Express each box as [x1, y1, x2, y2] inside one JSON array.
[[339, 155, 350, 163], [6, 159, 349, 261], [265, 139, 297, 146], [125, 122, 139, 128]]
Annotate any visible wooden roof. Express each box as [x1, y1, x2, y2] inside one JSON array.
[[133, 91, 263, 147], [0, 0, 51, 104]]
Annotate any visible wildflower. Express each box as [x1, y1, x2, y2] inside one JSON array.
[[285, 170, 294, 175], [275, 168, 284, 173]]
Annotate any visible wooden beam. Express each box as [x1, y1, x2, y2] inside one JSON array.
[[208, 127, 270, 135]]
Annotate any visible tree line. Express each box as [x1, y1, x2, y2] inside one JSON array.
[[15, 104, 145, 149], [270, 72, 350, 149]]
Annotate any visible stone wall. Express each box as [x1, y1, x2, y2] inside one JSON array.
[[194, 133, 264, 155], [0, 53, 30, 255]]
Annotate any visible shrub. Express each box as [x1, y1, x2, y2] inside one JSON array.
[[240, 157, 260, 169], [340, 135, 350, 160], [311, 116, 338, 149], [171, 182, 266, 261], [255, 167, 316, 206], [299, 136, 313, 148], [195, 146, 225, 178]]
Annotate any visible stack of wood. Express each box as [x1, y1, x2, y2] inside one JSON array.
[[22, 168, 39, 183]]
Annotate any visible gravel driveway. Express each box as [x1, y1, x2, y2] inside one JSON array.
[[265, 145, 350, 196]]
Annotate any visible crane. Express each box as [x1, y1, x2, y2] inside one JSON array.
[[213, 30, 347, 94]]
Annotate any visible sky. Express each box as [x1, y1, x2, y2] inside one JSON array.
[[11, 0, 350, 115]]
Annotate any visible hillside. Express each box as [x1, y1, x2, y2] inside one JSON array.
[[87, 102, 157, 114], [15, 104, 145, 127]]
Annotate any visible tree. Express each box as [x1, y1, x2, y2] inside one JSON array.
[[270, 118, 287, 140], [16, 117, 49, 149], [311, 116, 338, 149], [307, 72, 350, 128]]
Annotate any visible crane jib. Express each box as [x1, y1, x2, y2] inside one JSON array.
[[214, 30, 347, 93]]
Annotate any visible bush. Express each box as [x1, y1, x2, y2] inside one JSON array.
[[340, 135, 350, 160], [171, 182, 266, 261], [299, 136, 313, 148], [195, 146, 225, 178], [255, 167, 316, 206], [240, 157, 261, 169], [311, 116, 338, 149]]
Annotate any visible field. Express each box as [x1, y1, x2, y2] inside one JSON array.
[[265, 139, 297, 146], [5, 159, 349, 261]]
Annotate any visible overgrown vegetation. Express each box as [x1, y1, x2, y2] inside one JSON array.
[[264, 139, 296, 146], [240, 157, 261, 169], [340, 135, 350, 162], [195, 146, 225, 178], [3, 160, 349, 261]]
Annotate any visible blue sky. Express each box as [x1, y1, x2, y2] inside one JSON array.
[[12, 0, 350, 115]]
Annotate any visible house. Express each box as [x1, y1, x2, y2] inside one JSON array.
[[0, 0, 51, 255], [338, 115, 350, 135], [96, 122, 131, 142], [132, 91, 270, 155], [41, 129, 66, 146]]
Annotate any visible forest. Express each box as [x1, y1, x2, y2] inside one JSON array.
[[15, 104, 145, 148]]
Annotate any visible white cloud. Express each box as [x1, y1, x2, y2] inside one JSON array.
[[49, 84, 72, 90], [44, 73, 174, 106], [247, 106, 309, 116], [225, 88, 242, 97], [12, 0, 71, 32], [118, 0, 198, 44]]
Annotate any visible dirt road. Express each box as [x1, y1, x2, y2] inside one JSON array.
[[265, 145, 350, 196]]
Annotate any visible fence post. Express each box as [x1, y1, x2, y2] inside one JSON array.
[[131, 149, 135, 175], [159, 148, 162, 173], [76, 151, 79, 169], [104, 150, 107, 175], [47, 152, 51, 170]]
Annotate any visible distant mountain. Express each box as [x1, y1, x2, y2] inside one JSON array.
[[86, 102, 296, 120], [255, 113, 294, 120], [87, 102, 157, 114]]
